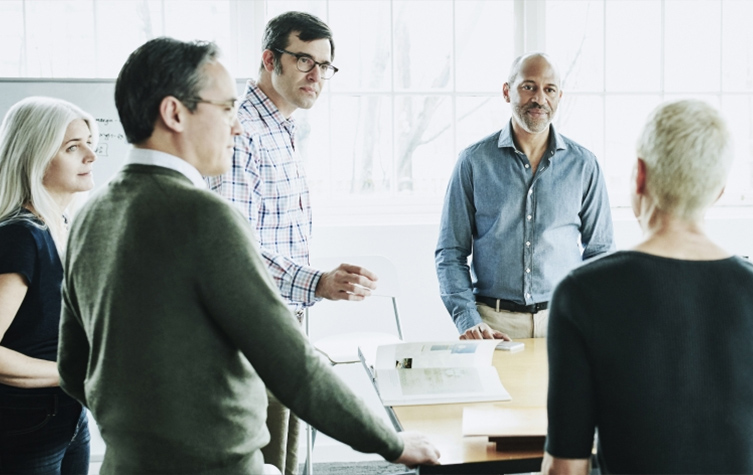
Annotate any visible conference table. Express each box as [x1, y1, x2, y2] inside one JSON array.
[[375, 338, 549, 475]]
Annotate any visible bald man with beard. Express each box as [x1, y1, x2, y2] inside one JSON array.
[[435, 53, 615, 341]]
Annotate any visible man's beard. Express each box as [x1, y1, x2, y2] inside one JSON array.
[[515, 103, 552, 133]]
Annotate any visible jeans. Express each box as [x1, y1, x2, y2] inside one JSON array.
[[0, 391, 90, 474]]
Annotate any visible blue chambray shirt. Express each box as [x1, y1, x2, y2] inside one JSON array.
[[435, 121, 615, 333]]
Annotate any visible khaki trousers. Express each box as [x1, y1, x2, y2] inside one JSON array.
[[476, 303, 549, 338], [261, 391, 300, 475]]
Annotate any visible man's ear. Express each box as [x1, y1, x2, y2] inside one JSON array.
[[159, 96, 186, 133], [502, 82, 511, 103], [261, 49, 276, 73]]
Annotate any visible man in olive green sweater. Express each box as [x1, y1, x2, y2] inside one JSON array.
[[57, 37, 439, 474]]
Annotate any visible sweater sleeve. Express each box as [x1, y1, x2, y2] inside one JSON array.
[[195, 197, 404, 462], [544, 275, 596, 459], [57, 279, 90, 407]]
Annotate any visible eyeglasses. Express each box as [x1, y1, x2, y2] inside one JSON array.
[[185, 97, 240, 124], [274, 48, 339, 80]]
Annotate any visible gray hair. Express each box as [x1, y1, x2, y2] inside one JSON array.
[[0, 96, 98, 249], [115, 37, 220, 144], [636, 99, 732, 220], [507, 52, 560, 86]]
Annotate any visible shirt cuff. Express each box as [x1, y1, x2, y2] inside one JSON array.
[[454, 309, 483, 334], [290, 265, 324, 306]]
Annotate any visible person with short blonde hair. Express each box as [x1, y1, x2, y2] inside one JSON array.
[[636, 99, 733, 221], [0, 96, 97, 473], [543, 100, 753, 474]]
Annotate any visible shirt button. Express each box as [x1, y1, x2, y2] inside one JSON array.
[[526, 293, 531, 299], [525, 268, 531, 273], [527, 215, 532, 220], [526, 241, 531, 246], [524, 164, 530, 168], [528, 189, 533, 195]]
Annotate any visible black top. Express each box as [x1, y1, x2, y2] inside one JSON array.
[[546, 251, 753, 474], [0, 211, 65, 396]]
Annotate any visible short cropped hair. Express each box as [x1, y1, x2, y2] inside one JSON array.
[[260, 11, 334, 74], [115, 37, 219, 144], [507, 52, 560, 87], [637, 99, 732, 220], [0, 96, 97, 248]]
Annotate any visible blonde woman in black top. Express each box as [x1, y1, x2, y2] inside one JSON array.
[[0, 96, 97, 474], [542, 100, 751, 474]]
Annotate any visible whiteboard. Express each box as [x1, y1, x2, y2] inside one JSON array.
[[0, 78, 249, 191]]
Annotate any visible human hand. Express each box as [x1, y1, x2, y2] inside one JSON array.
[[392, 431, 440, 468], [314, 263, 378, 301], [459, 322, 510, 340]]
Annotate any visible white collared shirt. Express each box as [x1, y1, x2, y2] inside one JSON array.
[[125, 148, 207, 189]]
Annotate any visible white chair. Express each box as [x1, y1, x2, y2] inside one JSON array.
[[302, 255, 405, 475]]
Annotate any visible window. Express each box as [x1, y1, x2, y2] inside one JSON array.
[[0, 0, 262, 78], [3, 0, 753, 222], [545, 0, 753, 208]]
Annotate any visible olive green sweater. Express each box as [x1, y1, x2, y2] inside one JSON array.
[[58, 163, 402, 474]]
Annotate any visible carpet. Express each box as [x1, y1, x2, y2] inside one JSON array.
[[299, 461, 415, 475]]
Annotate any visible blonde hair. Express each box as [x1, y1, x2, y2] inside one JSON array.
[[636, 99, 732, 220], [0, 96, 98, 249]]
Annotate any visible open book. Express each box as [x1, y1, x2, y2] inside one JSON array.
[[361, 340, 512, 406]]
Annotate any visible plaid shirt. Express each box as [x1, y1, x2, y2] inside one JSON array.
[[207, 80, 322, 311]]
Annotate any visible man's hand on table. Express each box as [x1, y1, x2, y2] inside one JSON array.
[[459, 322, 511, 340], [392, 431, 441, 467]]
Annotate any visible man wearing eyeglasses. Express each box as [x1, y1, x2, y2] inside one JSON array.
[[206, 11, 378, 475], [435, 53, 615, 342]]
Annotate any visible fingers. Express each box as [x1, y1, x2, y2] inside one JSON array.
[[460, 324, 496, 340], [393, 431, 441, 467], [337, 263, 378, 286], [460, 325, 512, 340], [494, 331, 512, 341], [314, 264, 379, 301]]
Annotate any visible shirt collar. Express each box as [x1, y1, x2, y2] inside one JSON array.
[[125, 148, 207, 189], [244, 79, 296, 134], [497, 120, 567, 155]]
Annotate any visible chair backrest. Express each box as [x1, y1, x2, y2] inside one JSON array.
[[305, 255, 403, 342]]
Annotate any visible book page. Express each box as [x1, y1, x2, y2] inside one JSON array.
[[374, 340, 499, 370], [370, 340, 510, 406], [376, 366, 511, 406]]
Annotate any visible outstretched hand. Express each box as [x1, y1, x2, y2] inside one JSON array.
[[314, 263, 378, 301], [459, 322, 510, 340]]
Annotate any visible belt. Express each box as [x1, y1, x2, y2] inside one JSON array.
[[476, 296, 548, 314]]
